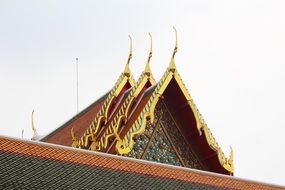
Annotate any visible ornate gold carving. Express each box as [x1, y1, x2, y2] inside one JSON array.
[[72, 36, 136, 149], [115, 29, 234, 174], [70, 31, 234, 174], [115, 69, 172, 155], [94, 34, 156, 152]]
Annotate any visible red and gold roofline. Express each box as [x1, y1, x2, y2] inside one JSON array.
[[88, 34, 156, 152], [114, 28, 234, 174], [71, 36, 136, 148], [71, 29, 234, 174]]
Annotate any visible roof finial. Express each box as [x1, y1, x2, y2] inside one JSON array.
[[123, 35, 133, 76], [172, 26, 178, 59], [144, 33, 153, 74], [31, 110, 39, 140], [31, 110, 37, 133], [169, 27, 178, 71]]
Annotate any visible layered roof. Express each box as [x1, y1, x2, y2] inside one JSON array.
[[1, 135, 283, 190], [41, 31, 233, 175], [80, 34, 156, 153], [118, 44, 233, 174]]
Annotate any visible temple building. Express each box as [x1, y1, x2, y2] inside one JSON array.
[[0, 32, 283, 189], [41, 32, 233, 175]]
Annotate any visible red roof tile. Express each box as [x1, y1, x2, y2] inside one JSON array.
[[0, 136, 283, 190]]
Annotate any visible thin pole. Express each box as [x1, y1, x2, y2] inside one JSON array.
[[76, 58, 79, 113]]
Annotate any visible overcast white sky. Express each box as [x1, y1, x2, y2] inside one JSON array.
[[0, 0, 285, 186]]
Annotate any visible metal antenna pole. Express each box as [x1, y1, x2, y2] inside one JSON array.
[[76, 58, 79, 113]]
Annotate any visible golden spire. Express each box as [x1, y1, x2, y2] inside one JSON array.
[[123, 35, 133, 76], [144, 33, 153, 75], [169, 26, 178, 71]]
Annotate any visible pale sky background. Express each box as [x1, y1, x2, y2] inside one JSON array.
[[0, 0, 285, 186]]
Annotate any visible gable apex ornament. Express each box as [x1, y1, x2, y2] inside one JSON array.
[[123, 35, 133, 76], [169, 26, 178, 72]]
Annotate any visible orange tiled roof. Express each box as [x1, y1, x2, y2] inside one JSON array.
[[0, 135, 283, 190]]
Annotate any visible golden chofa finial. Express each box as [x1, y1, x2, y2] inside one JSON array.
[[172, 26, 178, 58], [144, 33, 153, 75], [169, 26, 178, 71], [123, 35, 133, 76]]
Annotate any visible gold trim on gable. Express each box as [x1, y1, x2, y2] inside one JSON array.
[[71, 37, 136, 149], [115, 29, 234, 173], [116, 65, 234, 174], [92, 34, 156, 152], [71, 31, 234, 174]]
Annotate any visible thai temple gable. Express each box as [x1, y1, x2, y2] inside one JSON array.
[[111, 29, 234, 175], [41, 30, 233, 176], [5, 30, 285, 189]]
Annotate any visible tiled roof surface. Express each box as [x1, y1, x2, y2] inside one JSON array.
[[40, 92, 108, 146], [0, 136, 283, 190]]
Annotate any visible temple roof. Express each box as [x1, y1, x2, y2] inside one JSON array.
[[105, 31, 234, 174], [1, 135, 283, 190], [41, 31, 233, 176], [40, 92, 109, 146]]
